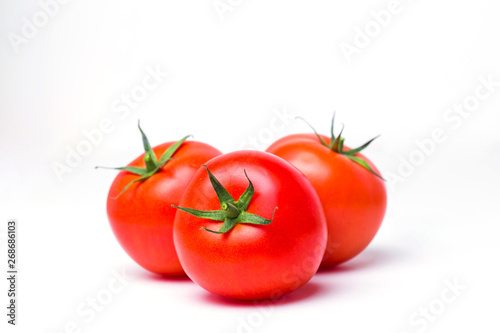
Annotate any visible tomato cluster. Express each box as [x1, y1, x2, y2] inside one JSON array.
[[100, 116, 386, 301]]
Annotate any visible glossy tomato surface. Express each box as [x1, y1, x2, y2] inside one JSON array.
[[173, 151, 327, 300], [267, 134, 387, 268], [107, 141, 221, 276]]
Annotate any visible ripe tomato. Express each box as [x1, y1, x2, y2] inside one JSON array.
[[173, 151, 327, 300], [101, 123, 221, 276], [266, 116, 387, 268]]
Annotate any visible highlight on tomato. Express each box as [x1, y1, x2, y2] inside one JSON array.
[[172, 151, 327, 300], [97, 121, 221, 276], [266, 114, 387, 268]]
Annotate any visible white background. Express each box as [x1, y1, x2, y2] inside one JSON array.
[[1, 0, 499, 332]]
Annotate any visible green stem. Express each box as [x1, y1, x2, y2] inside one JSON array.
[[330, 125, 344, 153], [222, 202, 240, 219], [144, 152, 158, 172]]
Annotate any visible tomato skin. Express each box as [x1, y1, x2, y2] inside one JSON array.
[[107, 141, 221, 276], [173, 151, 327, 300], [266, 134, 387, 268]]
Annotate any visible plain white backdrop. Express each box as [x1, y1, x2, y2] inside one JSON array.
[[1, 0, 499, 332]]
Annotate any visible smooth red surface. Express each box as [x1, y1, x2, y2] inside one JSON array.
[[266, 134, 387, 268], [173, 151, 327, 300], [107, 141, 221, 276]]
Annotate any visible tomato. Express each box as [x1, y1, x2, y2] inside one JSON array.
[[172, 151, 327, 300], [266, 117, 387, 268], [101, 123, 221, 276]]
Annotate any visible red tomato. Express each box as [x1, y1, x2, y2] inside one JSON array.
[[173, 151, 327, 300], [266, 130, 387, 268], [103, 125, 221, 276]]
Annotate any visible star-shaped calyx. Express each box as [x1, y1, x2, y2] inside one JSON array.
[[96, 120, 190, 198], [297, 112, 384, 180], [172, 166, 278, 234]]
